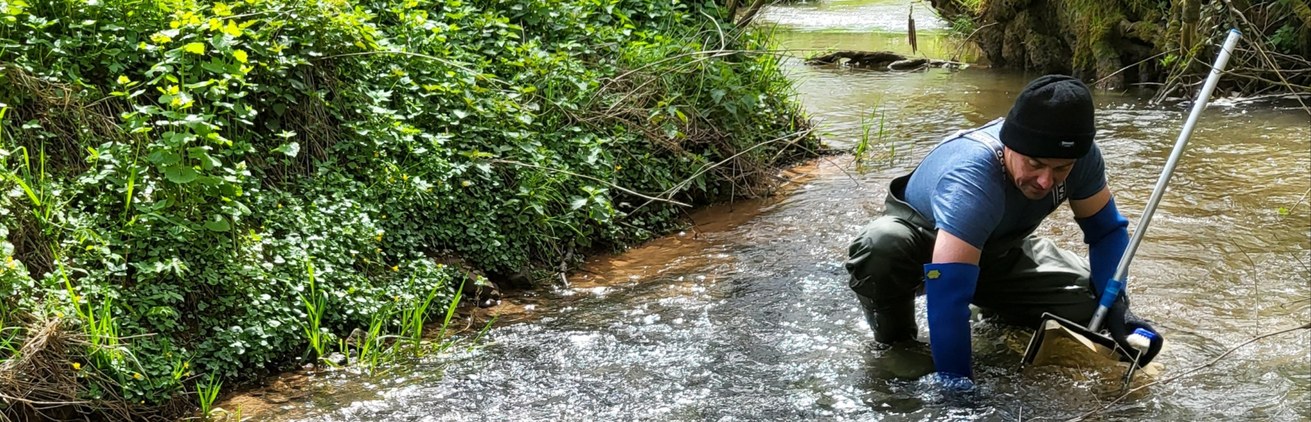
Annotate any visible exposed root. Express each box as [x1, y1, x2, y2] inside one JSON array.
[[0, 318, 189, 422], [581, 48, 815, 204], [0, 65, 124, 173]]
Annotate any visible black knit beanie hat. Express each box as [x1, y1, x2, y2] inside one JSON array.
[[1000, 74, 1096, 159]]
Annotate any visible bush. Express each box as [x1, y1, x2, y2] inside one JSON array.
[[0, 0, 816, 417]]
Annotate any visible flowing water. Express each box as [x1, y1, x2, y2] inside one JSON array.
[[241, 0, 1311, 420]]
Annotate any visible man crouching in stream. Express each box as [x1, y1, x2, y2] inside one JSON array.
[[843, 75, 1164, 388]]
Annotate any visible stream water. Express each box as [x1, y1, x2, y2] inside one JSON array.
[[237, 0, 1311, 420]]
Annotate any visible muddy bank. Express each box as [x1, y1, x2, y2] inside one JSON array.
[[213, 156, 845, 418]]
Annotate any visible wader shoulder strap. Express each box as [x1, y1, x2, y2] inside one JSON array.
[[951, 118, 1006, 170], [886, 120, 1009, 230], [956, 118, 1068, 207]]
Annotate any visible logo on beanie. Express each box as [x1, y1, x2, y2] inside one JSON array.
[[1060, 140, 1075, 148]]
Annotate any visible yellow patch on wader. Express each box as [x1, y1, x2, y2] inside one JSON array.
[[926, 269, 941, 279]]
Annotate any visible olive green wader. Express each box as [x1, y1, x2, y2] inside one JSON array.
[[845, 174, 1100, 344]]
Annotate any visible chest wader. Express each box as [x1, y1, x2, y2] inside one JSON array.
[[845, 125, 1100, 344]]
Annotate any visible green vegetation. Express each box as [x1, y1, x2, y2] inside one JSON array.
[[195, 374, 221, 419], [852, 108, 891, 171], [0, 0, 817, 418], [934, 0, 1311, 95]]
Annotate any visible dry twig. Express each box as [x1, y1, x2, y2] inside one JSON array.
[[1067, 322, 1311, 421]]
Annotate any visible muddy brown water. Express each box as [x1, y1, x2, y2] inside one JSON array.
[[228, 1, 1310, 420]]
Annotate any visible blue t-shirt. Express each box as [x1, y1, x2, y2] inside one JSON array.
[[904, 120, 1107, 249]]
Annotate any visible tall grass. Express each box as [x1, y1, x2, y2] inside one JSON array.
[[398, 276, 444, 349], [299, 259, 330, 363], [853, 108, 892, 170], [433, 279, 466, 352], [63, 262, 127, 370], [0, 321, 18, 359], [4, 146, 53, 228], [351, 306, 393, 371], [196, 374, 222, 419], [295, 268, 489, 375]]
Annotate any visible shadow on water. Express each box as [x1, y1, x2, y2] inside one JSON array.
[[232, 1, 1310, 420]]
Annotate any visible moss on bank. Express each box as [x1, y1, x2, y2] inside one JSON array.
[[931, 0, 1311, 96], [0, 0, 818, 419]]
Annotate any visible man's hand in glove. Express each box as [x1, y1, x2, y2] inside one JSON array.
[[1107, 296, 1163, 366]]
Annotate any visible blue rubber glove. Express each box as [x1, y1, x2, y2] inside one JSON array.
[[1076, 197, 1129, 298], [924, 262, 979, 380]]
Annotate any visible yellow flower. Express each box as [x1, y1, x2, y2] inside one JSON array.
[[207, 18, 222, 31], [5, 255, 14, 269], [132, 372, 143, 380], [461, 180, 472, 187], [233, 49, 248, 63], [169, 94, 193, 108], [169, 20, 181, 29], [391, 265, 399, 272], [150, 32, 173, 44], [213, 2, 233, 16], [72, 362, 81, 371], [116, 75, 131, 85], [221, 20, 243, 37], [183, 42, 206, 55], [614, 165, 622, 171]]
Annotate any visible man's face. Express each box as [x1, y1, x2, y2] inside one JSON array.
[[1003, 148, 1076, 200]]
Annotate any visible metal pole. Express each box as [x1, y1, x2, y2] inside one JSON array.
[[1088, 29, 1242, 332]]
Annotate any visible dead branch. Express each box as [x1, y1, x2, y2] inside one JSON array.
[[488, 159, 691, 208], [1068, 322, 1311, 421], [735, 0, 769, 27]]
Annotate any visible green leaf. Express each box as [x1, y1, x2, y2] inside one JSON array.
[[188, 147, 221, 169], [204, 216, 230, 232], [148, 150, 182, 165], [710, 89, 725, 103], [163, 165, 198, 184], [273, 142, 300, 157]]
